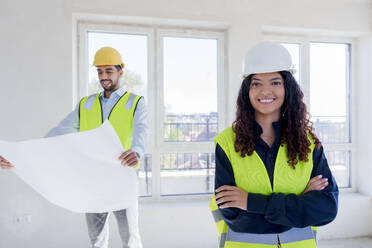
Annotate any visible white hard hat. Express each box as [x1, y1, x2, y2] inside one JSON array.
[[242, 41, 294, 78]]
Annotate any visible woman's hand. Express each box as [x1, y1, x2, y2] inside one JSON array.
[[215, 185, 248, 210], [0, 156, 13, 169], [302, 175, 328, 194]]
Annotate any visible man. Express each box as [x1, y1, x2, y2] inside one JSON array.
[[0, 47, 148, 248]]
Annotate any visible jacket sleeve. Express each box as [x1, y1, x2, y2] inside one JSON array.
[[247, 146, 339, 228], [130, 97, 148, 159], [214, 143, 239, 220]]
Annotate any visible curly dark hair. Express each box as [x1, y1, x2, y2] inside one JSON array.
[[232, 71, 321, 169]]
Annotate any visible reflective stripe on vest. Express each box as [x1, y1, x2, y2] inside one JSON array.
[[210, 127, 317, 248], [225, 227, 316, 244], [210, 195, 228, 248], [79, 92, 141, 151]]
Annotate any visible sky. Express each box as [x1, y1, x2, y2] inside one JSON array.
[[163, 37, 217, 114], [310, 43, 348, 118]]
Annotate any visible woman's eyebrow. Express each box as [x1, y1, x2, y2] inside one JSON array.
[[270, 77, 282, 81], [251, 77, 262, 81]]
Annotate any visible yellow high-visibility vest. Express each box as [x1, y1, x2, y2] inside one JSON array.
[[79, 92, 141, 167], [210, 127, 318, 248]]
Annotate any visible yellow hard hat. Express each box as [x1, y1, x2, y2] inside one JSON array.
[[93, 47, 125, 68]]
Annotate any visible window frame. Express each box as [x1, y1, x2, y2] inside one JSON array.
[[157, 28, 226, 197], [77, 22, 228, 201], [263, 33, 356, 192]]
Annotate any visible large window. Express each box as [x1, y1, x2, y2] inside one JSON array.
[[266, 36, 353, 188], [161, 36, 219, 195], [310, 42, 351, 188], [78, 23, 226, 198]]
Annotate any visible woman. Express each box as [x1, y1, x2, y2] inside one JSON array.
[[210, 42, 338, 248]]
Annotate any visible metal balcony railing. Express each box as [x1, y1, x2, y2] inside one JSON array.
[[137, 115, 350, 195], [164, 113, 218, 142]]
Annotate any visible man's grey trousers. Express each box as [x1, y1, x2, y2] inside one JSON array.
[[86, 209, 130, 248]]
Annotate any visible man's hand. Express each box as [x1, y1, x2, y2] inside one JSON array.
[[302, 175, 328, 194], [0, 156, 13, 169], [215, 185, 248, 210], [118, 150, 139, 167]]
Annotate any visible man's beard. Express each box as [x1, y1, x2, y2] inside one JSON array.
[[100, 79, 119, 92]]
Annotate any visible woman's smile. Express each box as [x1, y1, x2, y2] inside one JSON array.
[[258, 97, 276, 104]]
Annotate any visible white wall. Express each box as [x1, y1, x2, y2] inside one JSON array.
[[356, 35, 372, 196], [0, 0, 372, 247]]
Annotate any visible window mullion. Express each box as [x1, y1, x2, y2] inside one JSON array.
[[346, 44, 352, 144], [217, 33, 228, 130], [152, 27, 163, 200]]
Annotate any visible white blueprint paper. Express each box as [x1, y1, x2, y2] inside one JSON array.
[[0, 121, 138, 213]]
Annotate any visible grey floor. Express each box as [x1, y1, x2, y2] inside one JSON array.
[[319, 237, 372, 248]]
